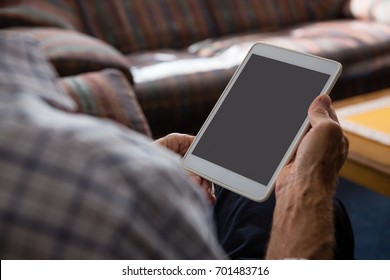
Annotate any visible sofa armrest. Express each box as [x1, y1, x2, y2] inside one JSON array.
[[60, 69, 152, 137], [344, 0, 390, 24], [5, 27, 133, 83]]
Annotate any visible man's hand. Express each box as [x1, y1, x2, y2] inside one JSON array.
[[266, 95, 349, 260], [155, 133, 216, 203], [154, 133, 195, 157], [276, 94, 349, 194]]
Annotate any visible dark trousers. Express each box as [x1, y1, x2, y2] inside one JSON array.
[[213, 186, 355, 259]]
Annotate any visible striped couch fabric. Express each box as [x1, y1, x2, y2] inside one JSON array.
[[0, 0, 347, 53], [60, 69, 151, 137], [5, 28, 133, 82], [0, 0, 83, 30], [206, 0, 345, 35], [77, 0, 218, 53]]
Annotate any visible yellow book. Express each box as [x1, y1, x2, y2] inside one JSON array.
[[336, 96, 390, 146]]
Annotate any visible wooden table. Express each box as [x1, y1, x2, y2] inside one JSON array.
[[333, 89, 390, 197]]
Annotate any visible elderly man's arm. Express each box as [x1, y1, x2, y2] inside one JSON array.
[[266, 95, 349, 259]]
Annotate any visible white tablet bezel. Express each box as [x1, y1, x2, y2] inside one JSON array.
[[183, 42, 342, 202]]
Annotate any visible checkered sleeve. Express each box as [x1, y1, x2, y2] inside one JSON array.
[[0, 33, 225, 259]]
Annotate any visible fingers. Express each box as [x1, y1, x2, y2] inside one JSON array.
[[187, 172, 216, 204], [174, 134, 195, 156], [201, 180, 216, 204], [155, 133, 195, 156]]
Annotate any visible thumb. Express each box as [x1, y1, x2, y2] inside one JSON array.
[[308, 94, 332, 127]]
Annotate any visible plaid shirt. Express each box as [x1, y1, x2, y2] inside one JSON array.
[[0, 33, 225, 259]]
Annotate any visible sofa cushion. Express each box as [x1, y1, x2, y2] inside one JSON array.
[[78, 0, 217, 53], [60, 69, 151, 137], [206, 0, 345, 35], [6, 28, 133, 83], [188, 20, 390, 97], [188, 20, 390, 64], [344, 0, 390, 24], [0, 0, 83, 30]]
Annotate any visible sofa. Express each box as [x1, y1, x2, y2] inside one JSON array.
[[1, 0, 390, 137]]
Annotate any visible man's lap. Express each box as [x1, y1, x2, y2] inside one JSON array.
[[213, 185, 355, 259]]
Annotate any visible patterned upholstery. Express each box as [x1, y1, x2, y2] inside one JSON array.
[[0, 0, 83, 30], [185, 20, 390, 65], [77, 0, 217, 53], [5, 28, 133, 82], [206, 0, 345, 35], [60, 69, 151, 137]]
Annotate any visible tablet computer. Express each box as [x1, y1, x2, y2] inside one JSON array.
[[183, 43, 342, 202]]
